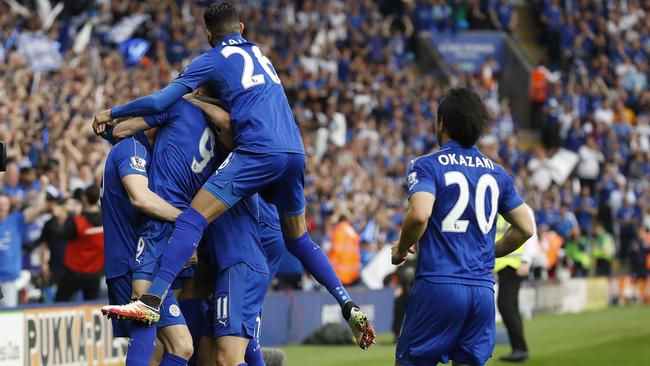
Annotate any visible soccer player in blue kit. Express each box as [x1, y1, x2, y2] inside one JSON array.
[[106, 95, 282, 365], [391, 89, 534, 366], [100, 132, 191, 365], [94, 2, 375, 350]]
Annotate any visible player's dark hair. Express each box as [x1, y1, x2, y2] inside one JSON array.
[[437, 88, 489, 148], [203, 2, 240, 38], [84, 185, 101, 206]]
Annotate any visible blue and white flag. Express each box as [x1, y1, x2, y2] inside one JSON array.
[[17, 33, 63, 72], [107, 14, 150, 44], [119, 38, 151, 67]]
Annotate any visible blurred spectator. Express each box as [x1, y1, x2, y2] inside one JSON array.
[[574, 186, 598, 237], [328, 212, 361, 287], [38, 195, 72, 299], [630, 227, 649, 304], [616, 197, 641, 261], [54, 186, 104, 302], [576, 137, 604, 191], [489, 0, 518, 34], [592, 222, 616, 277], [0, 178, 48, 307]]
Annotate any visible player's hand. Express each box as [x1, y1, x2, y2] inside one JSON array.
[[182, 93, 197, 101], [184, 251, 198, 268], [93, 109, 113, 135], [391, 243, 415, 265]]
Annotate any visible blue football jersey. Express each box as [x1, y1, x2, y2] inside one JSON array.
[[143, 100, 219, 208], [170, 33, 304, 155], [259, 198, 281, 230], [407, 140, 524, 287], [204, 193, 269, 274], [101, 134, 151, 279]]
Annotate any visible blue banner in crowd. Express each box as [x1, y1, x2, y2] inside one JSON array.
[[432, 31, 505, 73], [119, 38, 151, 67], [17, 33, 63, 72], [260, 288, 395, 346]]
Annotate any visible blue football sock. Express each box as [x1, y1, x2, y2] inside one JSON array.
[[126, 324, 157, 366], [160, 353, 188, 366], [244, 337, 265, 366], [237, 364, 248, 366], [284, 232, 351, 306], [148, 208, 208, 299]]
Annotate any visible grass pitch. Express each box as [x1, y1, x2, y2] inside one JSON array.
[[281, 306, 650, 366]]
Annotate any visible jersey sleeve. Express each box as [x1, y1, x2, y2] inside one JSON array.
[[143, 109, 169, 128], [171, 53, 215, 91], [407, 157, 437, 198], [115, 139, 149, 179], [498, 171, 524, 215]]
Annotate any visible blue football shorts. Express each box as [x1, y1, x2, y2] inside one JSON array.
[[203, 263, 270, 339], [396, 280, 495, 366], [106, 272, 187, 335], [202, 150, 306, 217], [133, 219, 194, 289]]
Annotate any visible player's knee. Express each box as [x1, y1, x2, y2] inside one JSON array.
[[168, 342, 194, 361], [163, 334, 194, 360], [215, 341, 243, 366]]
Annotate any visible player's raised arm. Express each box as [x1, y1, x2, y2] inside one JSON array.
[[184, 94, 234, 150], [112, 117, 150, 140], [495, 204, 534, 258], [93, 52, 216, 134]]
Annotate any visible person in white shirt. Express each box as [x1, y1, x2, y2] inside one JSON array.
[[577, 136, 604, 190]]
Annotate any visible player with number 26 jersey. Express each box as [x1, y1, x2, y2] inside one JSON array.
[[171, 34, 304, 155]]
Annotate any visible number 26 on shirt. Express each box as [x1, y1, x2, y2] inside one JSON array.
[[221, 45, 281, 89]]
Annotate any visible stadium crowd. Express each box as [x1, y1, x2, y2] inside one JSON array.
[[0, 0, 648, 307]]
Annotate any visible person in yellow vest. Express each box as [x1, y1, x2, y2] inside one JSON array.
[[328, 214, 361, 286], [495, 206, 537, 363]]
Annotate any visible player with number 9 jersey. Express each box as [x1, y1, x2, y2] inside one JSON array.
[[394, 88, 532, 366]]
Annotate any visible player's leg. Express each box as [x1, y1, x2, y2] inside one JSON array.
[[197, 336, 217, 366], [268, 153, 375, 348], [105, 273, 161, 366], [211, 263, 269, 366], [143, 192, 227, 307], [157, 291, 194, 365], [215, 336, 249, 365], [139, 151, 269, 311], [244, 336, 265, 366]]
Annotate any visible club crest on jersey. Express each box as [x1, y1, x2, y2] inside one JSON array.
[[130, 156, 147, 172], [169, 304, 181, 317], [407, 172, 419, 190]]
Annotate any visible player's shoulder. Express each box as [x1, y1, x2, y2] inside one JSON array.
[[111, 135, 149, 159]]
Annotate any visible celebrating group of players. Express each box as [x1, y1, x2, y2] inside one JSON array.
[[94, 2, 534, 366], [95, 3, 374, 366]]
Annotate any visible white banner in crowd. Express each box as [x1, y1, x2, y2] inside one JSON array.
[[17, 33, 63, 73], [361, 245, 397, 290], [106, 14, 150, 44]]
